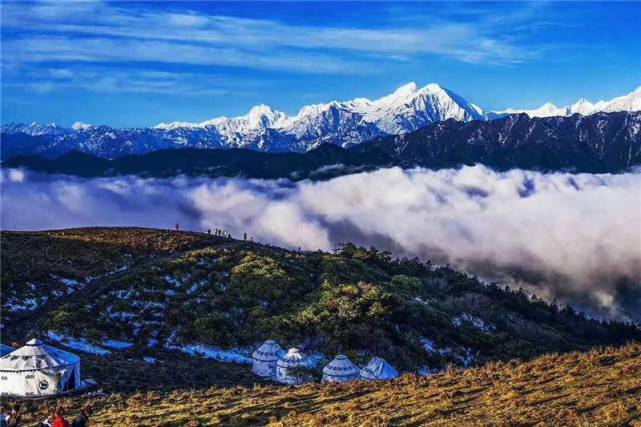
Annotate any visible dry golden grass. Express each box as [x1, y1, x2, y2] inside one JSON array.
[[10, 342, 641, 426], [1, 227, 221, 285]]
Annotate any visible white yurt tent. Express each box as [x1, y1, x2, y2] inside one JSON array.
[[252, 340, 284, 378], [0, 338, 82, 397], [275, 347, 314, 385], [0, 345, 14, 357], [359, 357, 399, 380], [322, 354, 360, 383]]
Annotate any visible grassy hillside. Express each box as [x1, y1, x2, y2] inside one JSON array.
[[2, 227, 639, 376], [8, 343, 641, 426]]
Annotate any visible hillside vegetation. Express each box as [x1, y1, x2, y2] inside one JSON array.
[[9, 342, 641, 426], [2, 228, 639, 376]]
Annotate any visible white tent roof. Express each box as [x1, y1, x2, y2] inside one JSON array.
[[276, 348, 313, 369], [0, 339, 80, 372], [322, 355, 360, 379], [252, 340, 284, 362], [359, 357, 398, 380]]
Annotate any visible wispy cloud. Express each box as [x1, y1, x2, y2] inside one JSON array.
[[2, 1, 552, 72], [2, 35, 365, 75], [3, 66, 245, 96]]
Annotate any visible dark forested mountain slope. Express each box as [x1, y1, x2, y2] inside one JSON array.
[[2, 144, 392, 180], [359, 111, 641, 172], [2, 228, 639, 378]]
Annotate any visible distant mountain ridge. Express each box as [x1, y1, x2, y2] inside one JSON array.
[[488, 86, 641, 119], [5, 112, 640, 177], [2, 84, 640, 159], [360, 111, 641, 173]]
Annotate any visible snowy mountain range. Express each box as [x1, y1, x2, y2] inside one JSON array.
[[2, 83, 640, 159], [7, 111, 640, 177], [155, 82, 485, 143], [487, 86, 641, 119]]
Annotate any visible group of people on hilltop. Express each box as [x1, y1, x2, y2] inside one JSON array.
[[39, 407, 88, 427], [0, 404, 89, 427]]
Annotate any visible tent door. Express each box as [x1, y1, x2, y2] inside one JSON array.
[[64, 368, 76, 391], [24, 373, 37, 397]]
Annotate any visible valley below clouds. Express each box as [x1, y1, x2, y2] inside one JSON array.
[[2, 165, 640, 322]]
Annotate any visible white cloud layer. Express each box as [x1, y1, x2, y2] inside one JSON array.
[[2, 166, 640, 322]]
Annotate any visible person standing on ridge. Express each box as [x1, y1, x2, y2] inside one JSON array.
[[51, 408, 69, 427]]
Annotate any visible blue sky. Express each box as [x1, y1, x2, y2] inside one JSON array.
[[1, 1, 640, 128]]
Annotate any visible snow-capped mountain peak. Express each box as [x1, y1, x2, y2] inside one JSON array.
[[1, 122, 67, 136], [566, 98, 594, 115], [594, 86, 641, 113], [71, 122, 93, 131], [500, 102, 562, 118], [491, 86, 641, 119], [424, 82, 443, 91], [376, 82, 420, 105], [154, 104, 288, 132], [280, 82, 485, 144], [245, 104, 286, 128], [153, 121, 193, 131]]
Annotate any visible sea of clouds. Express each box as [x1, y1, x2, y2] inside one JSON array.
[[2, 166, 640, 322]]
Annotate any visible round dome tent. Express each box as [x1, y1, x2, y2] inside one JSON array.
[[0, 338, 82, 397], [252, 340, 284, 378], [322, 354, 360, 383], [359, 357, 399, 381], [275, 348, 314, 385]]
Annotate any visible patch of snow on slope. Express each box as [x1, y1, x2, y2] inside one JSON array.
[[421, 338, 475, 368], [50, 274, 80, 287], [102, 339, 134, 350], [4, 297, 44, 312], [47, 331, 111, 355], [165, 343, 252, 364], [451, 313, 495, 333]]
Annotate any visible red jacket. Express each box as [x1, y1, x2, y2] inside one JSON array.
[[52, 416, 70, 427]]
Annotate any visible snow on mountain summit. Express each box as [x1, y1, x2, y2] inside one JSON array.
[[594, 86, 641, 113], [71, 122, 93, 131], [155, 104, 287, 131], [378, 82, 420, 103], [498, 102, 564, 118], [491, 86, 641, 119], [152, 82, 485, 151], [245, 104, 287, 128], [354, 82, 486, 134]]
